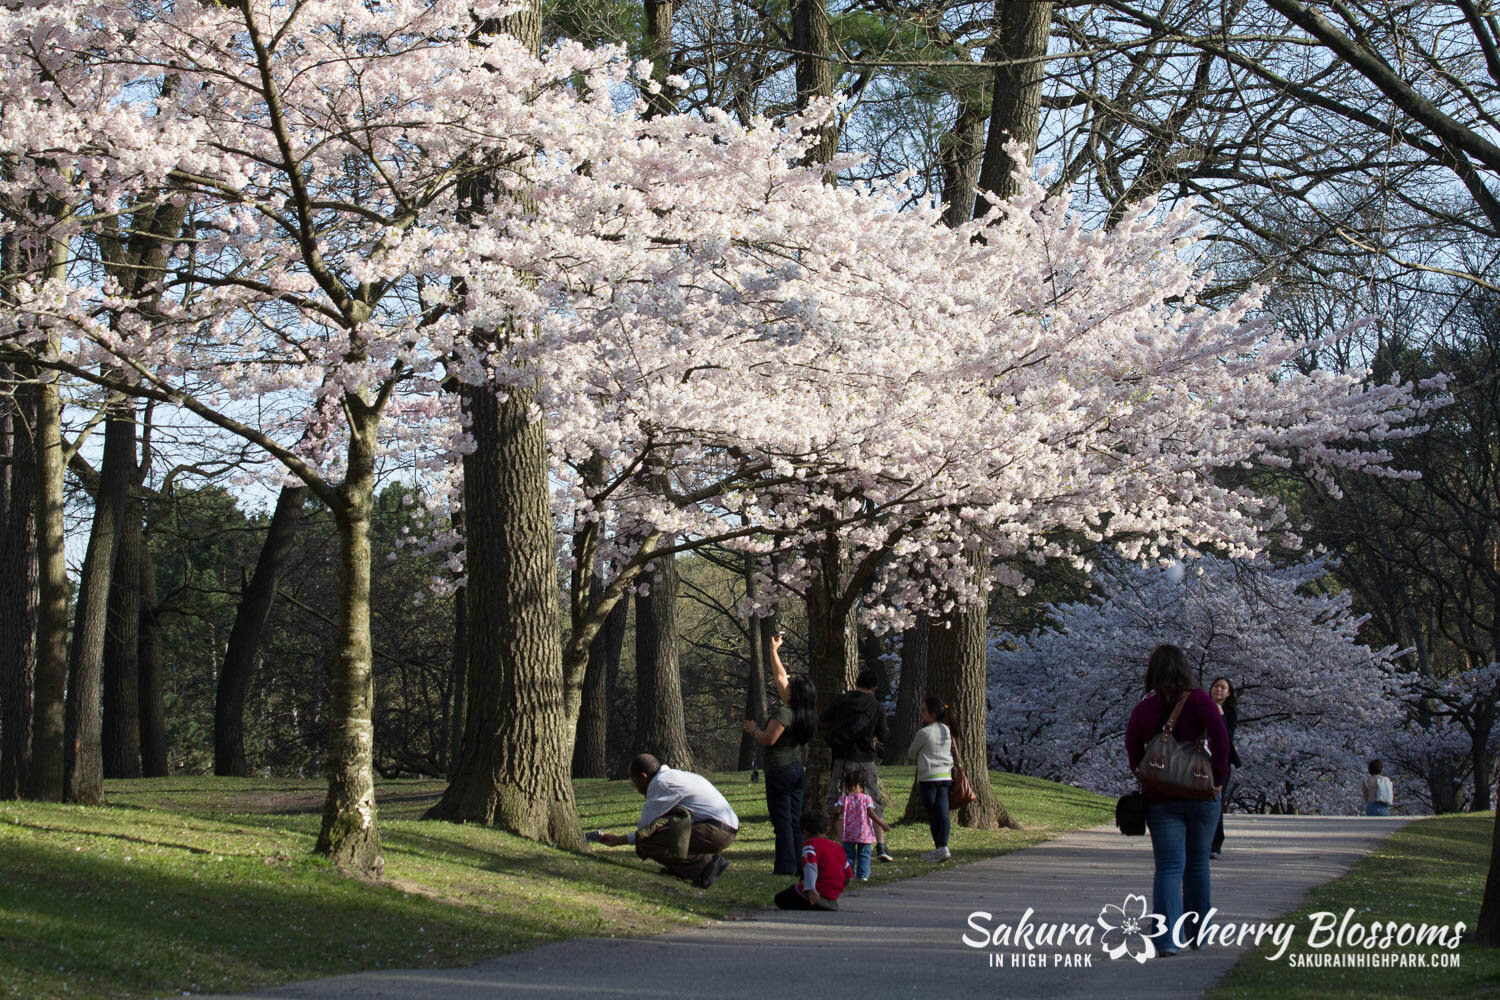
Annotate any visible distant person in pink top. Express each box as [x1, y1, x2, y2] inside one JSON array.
[[833, 769, 890, 880], [773, 809, 851, 911]]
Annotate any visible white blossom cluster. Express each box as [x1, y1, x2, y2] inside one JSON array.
[[0, 2, 1437, 630]]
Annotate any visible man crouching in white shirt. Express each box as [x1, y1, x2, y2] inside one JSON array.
[[596, 754, 738, 888]]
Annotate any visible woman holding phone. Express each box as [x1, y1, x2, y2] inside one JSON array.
[[743, 633, 818, 875]]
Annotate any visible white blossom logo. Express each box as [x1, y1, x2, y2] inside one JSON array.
[[1097, 894, 1166, 963]]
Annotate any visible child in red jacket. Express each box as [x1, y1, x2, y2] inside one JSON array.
[[774, 809, 851, 911]]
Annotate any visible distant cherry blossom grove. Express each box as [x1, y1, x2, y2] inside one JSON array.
[[987, 556, 1406, 814]]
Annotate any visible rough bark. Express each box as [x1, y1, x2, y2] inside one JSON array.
[[605, 594, 633, 775], [0, 371, 38, 799], [423, 0, 581, 848], [642, 0, 676, 119], [214, 483, 309, 776], [737, 555, 768, 770], [792, 0, 838, 168], [573, 572, 626, 779], [940, 98, 987, 227], [137, 539, 167, 777], [447, 564, 467, 780], [28, 287, 69, 802], [633, 551, 694, 769], [424, 383, 584, 850], [973, 0, 1053, 218], [1472, 699, 1496, 812], [62, 397, 133, 804], [917, 550, 1018, 830], [1480, 789, 1500, 944], [886, 616, 930, 764], [314, 402, 384, 877], [102, 495, 143, 779], [803, 541, 859, 809]]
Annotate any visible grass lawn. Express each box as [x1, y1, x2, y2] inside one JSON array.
[[0, 768, 1110, 999], [1208, 813, 1500, 1000]]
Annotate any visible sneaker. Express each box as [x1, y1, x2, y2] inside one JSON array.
[[858, 876, 870, 882], [921, 847, 951, 863], [696, 854, 730, 888], [876, 848, 895, 863], [1210, 850, 1221, 859]]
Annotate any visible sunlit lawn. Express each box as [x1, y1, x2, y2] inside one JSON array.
[[0, 768, 1111, 999], [1209, 813, 1500, 1000]]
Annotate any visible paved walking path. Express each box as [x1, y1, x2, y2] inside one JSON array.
[[202, 815, 1412, 1000]]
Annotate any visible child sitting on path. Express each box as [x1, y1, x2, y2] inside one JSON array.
[[833, 769, 890, 881], [773, 809, 851, 911]]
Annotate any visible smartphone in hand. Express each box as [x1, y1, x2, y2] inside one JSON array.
[[584, 830, 605, 843]]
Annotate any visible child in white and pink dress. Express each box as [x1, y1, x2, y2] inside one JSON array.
[[833, 769, 890, 880]]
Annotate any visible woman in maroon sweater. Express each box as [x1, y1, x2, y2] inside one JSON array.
[[1124, 645, 1231, 957]]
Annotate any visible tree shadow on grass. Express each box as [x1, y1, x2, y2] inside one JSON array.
[[0, 838, 562, 999]]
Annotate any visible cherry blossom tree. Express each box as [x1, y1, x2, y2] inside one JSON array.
[[0, 1, 1431, 871], [988, 555, 1405, 814]]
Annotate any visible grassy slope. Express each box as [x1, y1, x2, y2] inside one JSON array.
[[1209, 813, 1500, 1000], [0, 769, 1111, 999]]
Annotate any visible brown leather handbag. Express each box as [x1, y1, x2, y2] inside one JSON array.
[[1134, 693, 1217, 800], [948, 727, 977, 810]]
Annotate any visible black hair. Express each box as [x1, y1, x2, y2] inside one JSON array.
[[1147, 644, 1195, 705], [922, 694, 949, 724], [922, 695, 952, 746], [628, 753, 660, 779], [1368, 760, 1383, 775], [841, 769, 865, 794], [801, 808, 829, 837], [784, 675, 819, 744], [855, 669, 879, 691]]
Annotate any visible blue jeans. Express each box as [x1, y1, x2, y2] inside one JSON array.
[[1366, 801, 1391, 816], [1146, 797, 1220, 951], [765, 761, 805, 875], [844, 841, 872, 879], [920, 780, 951, 848]]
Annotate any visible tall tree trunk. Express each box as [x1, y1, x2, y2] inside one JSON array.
[[573, 572, 625, 778], [1481, 800, 1500, 943], [28, 241, 69, 802], [1473, 705, 1495, 812], [803, 536, 858, 809], [0, 371, 38, 799], [605, 595, 633, 776], [215, 483, 308, 776], [102, 495, 143, 779], [886, 616, 929, 764], [137, 539, 167, 778], [737, 555, 768, 770], [792, 0, 838, 168], [973, 0, 1052, 217], [315, 402, 383, 877], [424, 383, 583, 849], [920, 549, 1016, 830], [633, 551, 693, 768], [447, 545, 467, 779], [642, 0, 676, 119], [941, 98, 987, 228], [425, 0, 581, 847], [62, 397, 133, 804]]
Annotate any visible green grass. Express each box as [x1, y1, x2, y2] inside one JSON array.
[[1209, 813, 1500, 1000], [0, 768, 1111, 999]]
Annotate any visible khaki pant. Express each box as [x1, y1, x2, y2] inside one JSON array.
[[635, 806, 737, 881]]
